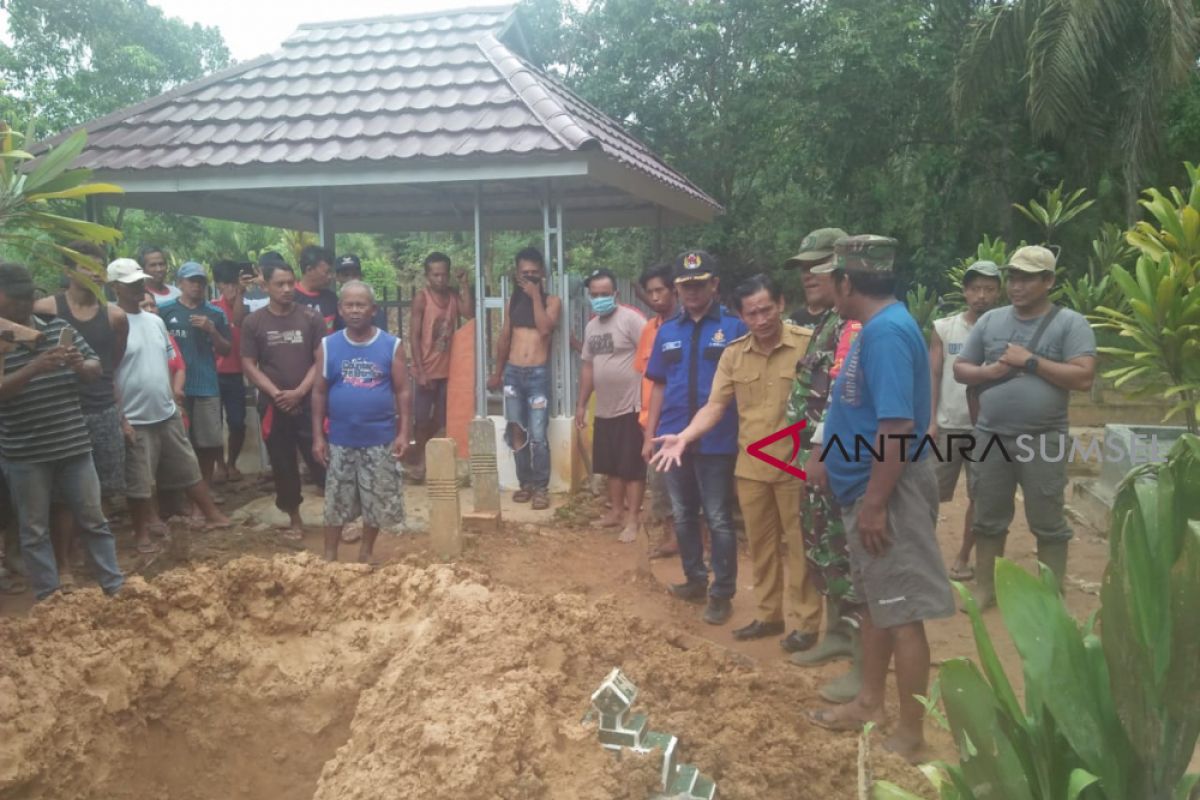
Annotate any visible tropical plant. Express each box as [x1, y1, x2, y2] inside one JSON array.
[[1089, 221, 1136, 283], [1013, 183, 1095, 245], [905, 282, 940, 343], [0, 122, 123, 289], [1093, 166, 1200, 433], [872, 434, 1200, 800]]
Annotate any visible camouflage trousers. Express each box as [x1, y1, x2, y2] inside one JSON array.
[[800, 448, 865, 626]]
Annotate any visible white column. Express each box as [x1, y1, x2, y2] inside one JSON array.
[[474, 185, 487, 419], [317, 189, 336, 253]]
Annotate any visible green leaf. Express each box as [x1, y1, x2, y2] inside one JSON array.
[[24, 129, 87, 192], [1067, 769, 1099, 799]]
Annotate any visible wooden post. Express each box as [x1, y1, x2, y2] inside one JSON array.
[[426, 438, 462, 558]]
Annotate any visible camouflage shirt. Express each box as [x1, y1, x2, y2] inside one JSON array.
[[786, 309, 862, 449]]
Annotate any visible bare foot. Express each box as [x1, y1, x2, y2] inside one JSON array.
[[226, 466, 243, 482], [617, 524, 638, 544], [883, 730, 926, 764], [204, 512, 232, 530], [591, 513, 622, 529]]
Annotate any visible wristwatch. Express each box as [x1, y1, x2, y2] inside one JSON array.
[[1024, 356, 1039, 374]]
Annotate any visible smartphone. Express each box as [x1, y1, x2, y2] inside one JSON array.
[[238, 262, 257, 279], [58, 327, 73, 348]]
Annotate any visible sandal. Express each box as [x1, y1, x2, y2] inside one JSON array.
[[136, 541, 162, 555], [948, 563, 975, 581], [804, 707, 882, 733], [278, 528, 305, 542], [0, 574, 28, 595], [148, 522, 170, 539], [512, 489, 533, 503], [531, 491, 550, 511], [649, 546, 679, 560]]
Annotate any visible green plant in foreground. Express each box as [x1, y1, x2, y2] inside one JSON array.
[[873, 435, 1200, 800], [0, 122, 122, 289]]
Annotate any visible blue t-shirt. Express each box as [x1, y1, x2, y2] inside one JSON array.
[[823, 302, 931, 506], [158, 299, 231, 398], [324, 329, 400, 448], [645, 303, 747, 456]]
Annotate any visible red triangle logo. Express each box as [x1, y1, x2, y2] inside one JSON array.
[[746, 419, 808, 481]]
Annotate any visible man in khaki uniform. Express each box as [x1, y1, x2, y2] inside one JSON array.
[[652, 273, 822, 649]]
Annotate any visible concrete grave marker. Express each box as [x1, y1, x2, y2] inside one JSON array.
[[426, 438, 462, 558]]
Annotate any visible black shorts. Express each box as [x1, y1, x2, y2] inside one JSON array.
[[593, 412, 646, 481]]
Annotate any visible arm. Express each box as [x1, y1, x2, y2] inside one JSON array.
[[531, 294, 562, 338], [110, 306, 129, 370], [409, 289, 427, 387], [233, 276, 253, 325], [241, 356, 282, 404], [998, 345, 1095, 391], [641, 381, 666, 462], [172, 360, 187, 403], [311, 341, 330, 466], [651, 350, 735, 469], [208, 314, 232, 356], [954, 358, 1013, 386], [0, 349, 63, 400], [928, 328, 943, 439], [391, 340, 412, 459], [575, 360, 594, 429], [856, 418, 915, 555]]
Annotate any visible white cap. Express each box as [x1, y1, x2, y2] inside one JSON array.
[[107, 258, 149, 284]]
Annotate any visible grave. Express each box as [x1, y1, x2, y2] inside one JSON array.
[[1071, 423, 1186, 534]]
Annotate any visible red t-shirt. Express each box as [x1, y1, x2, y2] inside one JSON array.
[[213, 296, 242, 374]]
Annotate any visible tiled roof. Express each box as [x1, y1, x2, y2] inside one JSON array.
[[55, 5, 719, 214]]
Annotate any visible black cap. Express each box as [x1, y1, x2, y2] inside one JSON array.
[[336, 254, 362, 272], [674, 249, 718, 283], [258, 250, 288, 268], [583, 268, 617, 289]]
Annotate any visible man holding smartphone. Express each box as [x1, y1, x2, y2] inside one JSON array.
[[486, 247, 561, 511]]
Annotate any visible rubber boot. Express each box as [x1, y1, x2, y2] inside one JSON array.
[[1036, 539, 1069, 594], [791, 603, 853, 667], [818, 627, 862, 704], [970, 535, 1006, 611]]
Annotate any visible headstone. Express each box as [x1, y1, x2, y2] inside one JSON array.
[[426, 438, 462, 558], [469, 418, 501, 514]]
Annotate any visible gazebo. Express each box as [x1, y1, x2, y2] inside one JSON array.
[[43, 4, 721, 489]]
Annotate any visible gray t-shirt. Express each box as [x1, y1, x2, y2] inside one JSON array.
[[581, 305, 647, 418], [957, 305, 1096, 435]]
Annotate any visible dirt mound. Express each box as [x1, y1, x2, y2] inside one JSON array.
[[0, 556, 923, 799]]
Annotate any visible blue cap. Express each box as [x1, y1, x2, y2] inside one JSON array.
[[177, 261, 207, 281]]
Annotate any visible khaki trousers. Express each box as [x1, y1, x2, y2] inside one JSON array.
[[736, 477, 822, 631]]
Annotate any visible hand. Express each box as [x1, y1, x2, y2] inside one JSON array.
[[804, 450, 828, 493], [986, 360, 1016, 380], [173, 389, 186, 407], [649, 434, 686, 472], [31, 346, 69, 374], [392, 434, 409, 460], [121, 417, 136, 446], [274, 388, 303, 413], [63, 346, 84, 370], [239, 273, 255, 291], [455, 268, 470, 287], [190, 315, 215, 334], [927, 422, 939, 443], [574, 406, 587, 430], [313, 438, 329, 468], [641, 434, 655, 464], [857, 500, 890, 556], [486, 372, 502, 392], [518, 276, 542, 299], [998, 343, 1033, 369], [415, 372, 431, 389]]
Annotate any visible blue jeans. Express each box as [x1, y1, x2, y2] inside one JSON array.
[[1, 454, 124, 600], [502, 363, 551, 491], [664, 452, 738, 599]]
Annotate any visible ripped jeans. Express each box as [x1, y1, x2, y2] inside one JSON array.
[[502, 363, 551, 491]]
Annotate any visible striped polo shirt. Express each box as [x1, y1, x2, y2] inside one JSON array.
[[0, 315, 96, 463]]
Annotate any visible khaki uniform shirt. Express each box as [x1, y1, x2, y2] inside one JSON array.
[[709, 322, 813, 482]]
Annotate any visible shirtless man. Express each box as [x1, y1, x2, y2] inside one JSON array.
[[486, 247, 562, 511]]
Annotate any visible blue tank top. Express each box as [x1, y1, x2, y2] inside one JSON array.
[[324, 329, 399, 448]]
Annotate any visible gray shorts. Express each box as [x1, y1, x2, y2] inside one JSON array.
[[841, 459, 955, 628], [934, 428, 977, 502], [125, 412, 203, 499], [185, 395, 223, 450], [324, 443, 406, 528]]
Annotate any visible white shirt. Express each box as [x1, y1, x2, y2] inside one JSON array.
[[933, 312, 974, 430], [116, 311, 178, 425]]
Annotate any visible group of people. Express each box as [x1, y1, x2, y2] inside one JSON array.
[[0, 242, 478, 601], [563, 230, 1094, 761], [0, 227, 1097, 760]]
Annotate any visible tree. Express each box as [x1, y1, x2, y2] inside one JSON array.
[[955, 0, 1200, 221], [0, 0, 230, 136]]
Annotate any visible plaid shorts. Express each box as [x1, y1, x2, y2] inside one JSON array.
[[323, 443, 406, 528]]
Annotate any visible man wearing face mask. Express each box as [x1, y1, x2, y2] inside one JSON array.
[[575, 269, 647, 544]]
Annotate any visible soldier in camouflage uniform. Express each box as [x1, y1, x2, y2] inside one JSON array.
[[782, 227, 866, 704]]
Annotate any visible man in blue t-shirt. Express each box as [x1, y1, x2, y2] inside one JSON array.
[[644, 250, 747, 626], [157, 261, 232, 496], [311, 281, 410, 564], [803, 236, 953, 763]]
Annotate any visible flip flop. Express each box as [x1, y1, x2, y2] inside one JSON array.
[[278, 528, 305, 542], [804, 707, 877, 733], [147, 522, 170, 539], [204, 520, 234, 531], [136, 541, 162, 555], [948, 564, 975, 581], [649, 546, 679, 560]]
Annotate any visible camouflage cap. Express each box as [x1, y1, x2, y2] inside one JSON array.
[[784, 227, 849, 268], [827, 235, 897, 273]]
